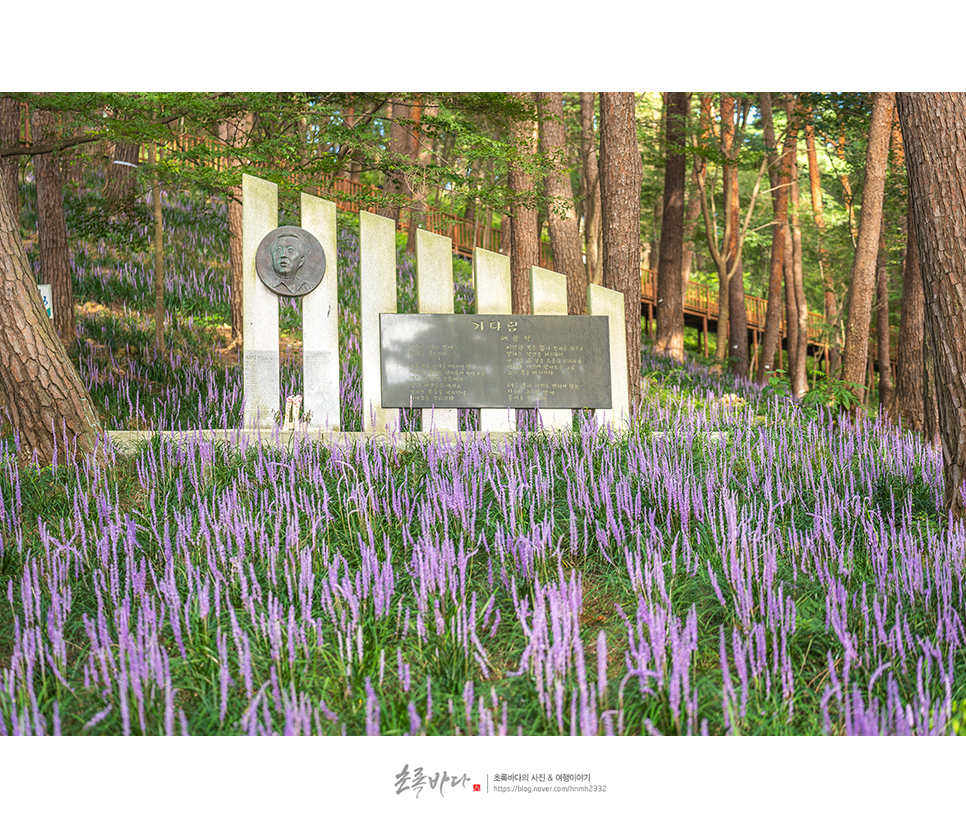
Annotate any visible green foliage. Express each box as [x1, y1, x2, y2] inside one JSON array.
[[798, 373, 861, 419], [63, 190, 153, 252]]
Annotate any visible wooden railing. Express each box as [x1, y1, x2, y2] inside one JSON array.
[[641, 274, 830, 346]]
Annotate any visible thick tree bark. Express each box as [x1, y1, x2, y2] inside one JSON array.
[[0, 97, 20, 220], [31, 104, 74, 346], [579, 92, 603, 287], [0, 164, 102, 465], [897, 92, 966, 514], [654, 92, 689, 362], [103, 141, 140, 206], [841, 92, 895, 399], [508, 93, 538, 315], [757, 93, 791, 384], [889, 187, 924, 432], [599, 91, 643, 404], [537, 92, 586, 316]]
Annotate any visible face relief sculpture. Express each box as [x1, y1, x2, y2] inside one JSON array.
[[271, 235, 306, 289], [255, 226, 326, 298]]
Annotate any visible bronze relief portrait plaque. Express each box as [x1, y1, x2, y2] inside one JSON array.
[[255, 226, 327, 298]]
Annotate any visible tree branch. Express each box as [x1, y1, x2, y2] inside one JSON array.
[[0, 133, 102, 158]]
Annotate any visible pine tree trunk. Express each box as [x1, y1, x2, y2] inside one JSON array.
[[537, 92, 587, 316], [218, 113, 252, 347], [654, 92, 688, 362], [579, 92, 603, 287], [897, 92, 966, 514], [0, 96, 20, 220], [842, 92, 895, 400], [708, 96, 732, 365], [757, 92, 790, 384], [890, 188, 924, 432], [31, 104, 74, 346], [723, 97, 749, 376], [103, 142, 140, 206], [786, 102, 808, 398], [382, 99, 413, 225], [0, 163, 102, 465], [599, 91, 643, 404], [508, 93, 538, 315], [783, 220, 801, 391], [681, 170, 702, 293]]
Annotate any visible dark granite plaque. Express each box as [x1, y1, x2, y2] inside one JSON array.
[[380, 314, 612, 408]]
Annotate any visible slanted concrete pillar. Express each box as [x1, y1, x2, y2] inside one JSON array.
[[530, 265, 571, 430], [473, 248, 515, 432], [588, 283, 629, 430], [301, 193, 340, 429], [416, 228, 458, 433], [360, 210, 398, 433], [242, 174, 280, 428]]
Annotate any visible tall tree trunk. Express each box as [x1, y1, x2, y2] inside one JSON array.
[[695, 94, 768, 373], [681, 168, 702, 292], [382, 98, 414, 225], [31, 103, 74, 346], [783, 220, 801, 391], [218, 113, 252, 347], [785, 99, 808, 398], [712, 96, 734, 365], [103, 141, 140, 207], [757, 92, 790, 384], [842, 92, 895, 400], [0, 161, 102, 466], [647, 189, 663, 280], [897, 92, 966, 515], [579, 92, 603, 287], [404, 97, 438, 256], [537, 92, 586, 315], [875, 216, 893, 410], [0, 96, 20, 220], [599, 91, 643, 404], [654, 92, 689, 362], [646, 96, 665, 282], [508, 93, 538, 315], [889, 187, 924, 432], [725, 96, 750, 377], [803, 106, 841, 374]]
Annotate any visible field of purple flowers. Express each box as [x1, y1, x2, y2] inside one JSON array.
[[1, 179, 964, 736]]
